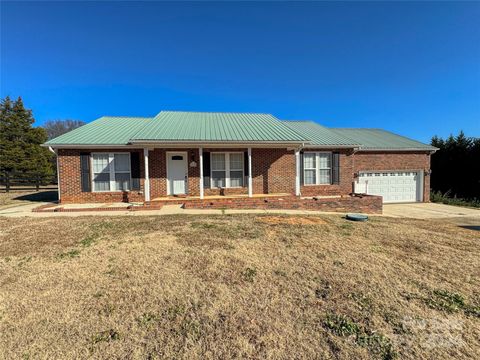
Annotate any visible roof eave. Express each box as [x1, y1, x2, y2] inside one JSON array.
[[357, 147, 438, 152], [303, 144, 360, 149]]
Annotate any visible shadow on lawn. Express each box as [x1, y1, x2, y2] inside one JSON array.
[[12, 191, 58, 203], [459, 225, 480, 232]]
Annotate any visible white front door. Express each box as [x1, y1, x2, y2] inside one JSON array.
[[167, 152, 188, 195], [355, 171, 422, 203]]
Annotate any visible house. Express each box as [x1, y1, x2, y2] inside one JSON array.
[[44, 111, 437, 212]]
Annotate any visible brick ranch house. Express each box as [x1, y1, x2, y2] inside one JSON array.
[[44, 111, 437, 213]]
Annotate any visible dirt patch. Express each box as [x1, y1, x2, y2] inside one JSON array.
[[257, 215, 327, 225]]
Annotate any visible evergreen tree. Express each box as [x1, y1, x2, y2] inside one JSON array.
[[0, 96, 54, 181], [431, 130, 479, 200]]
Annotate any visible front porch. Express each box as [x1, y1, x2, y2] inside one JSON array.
[[151, 192, 292, 202], [34, 193, 382, 214], [142, 147, 301, 202]]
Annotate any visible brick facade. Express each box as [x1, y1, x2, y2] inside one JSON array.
[[352, 151, 431, 202], [57, 148, 145, 204], [182, 194, 382, 214], [57, 147, 431, 205]]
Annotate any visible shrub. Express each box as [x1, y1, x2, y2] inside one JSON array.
[[431, 191, 480, 208]]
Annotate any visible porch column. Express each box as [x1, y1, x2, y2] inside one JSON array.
[[144, 148, 150, 202], [199, 148, 204, 199], [248, 147, 252, 197], [295, 148, 300, 196]]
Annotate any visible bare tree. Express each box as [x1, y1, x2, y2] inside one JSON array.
[[43, 119, 86, 140]]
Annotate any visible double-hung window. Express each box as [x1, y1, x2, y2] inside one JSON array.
[[92, 153, 131, 192], [303, 152, 332, 185], [211, 152, 244, 188]]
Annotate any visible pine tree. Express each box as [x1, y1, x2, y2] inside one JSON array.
[[0, 96, 54, 181]]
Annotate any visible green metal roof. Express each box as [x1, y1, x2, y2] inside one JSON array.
[[130, 111, 307, 142], [44, 111, 436, 151], [282, 121, 360, 147], [331, 128, 437, 150], [45, 116, 153, 145]]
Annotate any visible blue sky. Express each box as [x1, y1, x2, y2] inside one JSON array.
[[1, 1, 479, 142]]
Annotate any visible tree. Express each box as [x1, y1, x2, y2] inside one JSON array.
[[430, 131, 480, 200], [43, 119, 85, 140], [0, 96, 54, 180]]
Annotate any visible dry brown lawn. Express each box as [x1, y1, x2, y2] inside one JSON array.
[[0, 214, 479, 359]]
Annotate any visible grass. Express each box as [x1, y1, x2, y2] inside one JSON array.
[[0, 214, 479, 359], [431, 191, 480, 208]]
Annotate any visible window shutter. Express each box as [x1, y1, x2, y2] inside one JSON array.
[[130, 152, 141, 190], [244, 152, 249, 176], [243, 151, 249, 186], [300, 151, 304, 186], [203, 152, 210, 188], [80, 152, 91, 192], [332, 152, 340, 185]]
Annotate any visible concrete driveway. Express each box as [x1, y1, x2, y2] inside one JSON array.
[[383, 202, 480, 219], [383, 202, 480, 231]]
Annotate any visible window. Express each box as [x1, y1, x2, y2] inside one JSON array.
[[210, 152, 244, 188], [303, 152, 332, 185], [211, 153, 226, 188], [92, 153, 131, 192]]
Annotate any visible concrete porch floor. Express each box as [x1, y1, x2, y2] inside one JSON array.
[[151, 193, 292, 202]]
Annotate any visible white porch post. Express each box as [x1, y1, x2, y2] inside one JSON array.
[[248, 147, 252, 197], [199, 148, 204, 199], [144, 148, 150, 202], [295, 148, 301, 196]]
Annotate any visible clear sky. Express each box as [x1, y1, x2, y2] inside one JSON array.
[[1, 1, 479, 142]]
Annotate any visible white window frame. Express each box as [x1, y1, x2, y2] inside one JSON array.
[[91, 152, 132, 192], [210, 152, 244, 189], [303, 151, 332, 186]]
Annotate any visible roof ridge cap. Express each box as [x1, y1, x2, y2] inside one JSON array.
[[157, 110, 274, 116]]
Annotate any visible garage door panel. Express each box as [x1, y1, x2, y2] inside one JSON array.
[[355, 171, 421, 203]]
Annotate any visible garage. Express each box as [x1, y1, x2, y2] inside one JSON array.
[[354, 171, 423, 203]]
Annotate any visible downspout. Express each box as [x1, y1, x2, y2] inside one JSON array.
[[351, 147, 361, 195]]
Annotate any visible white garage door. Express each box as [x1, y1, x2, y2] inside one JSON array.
[[354, 171, 422, 203]]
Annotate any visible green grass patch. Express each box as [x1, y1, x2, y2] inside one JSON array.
[[324, 313, 397, 359], [324, 313, 359, 336], [58, 249, 80, 259], [136, 312, 160, 327], [242, 267, 257, 282], [424, 289, 480, 317], [90, 329, 120, 344]]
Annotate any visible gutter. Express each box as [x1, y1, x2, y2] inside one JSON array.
[[356, 147, 439, 152]]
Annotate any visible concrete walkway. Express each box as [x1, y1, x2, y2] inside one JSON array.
[[0, 202, 330, 218]]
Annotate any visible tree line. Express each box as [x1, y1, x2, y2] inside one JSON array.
[[431, 132, 480, 201]]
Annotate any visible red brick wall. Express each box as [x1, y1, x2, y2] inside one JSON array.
[[57, 149, 145, 203], [252, 148, 296, 194], [300, 149, 354, 196], [352, 151, 432, 202], [183, 194, 382, 214]]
